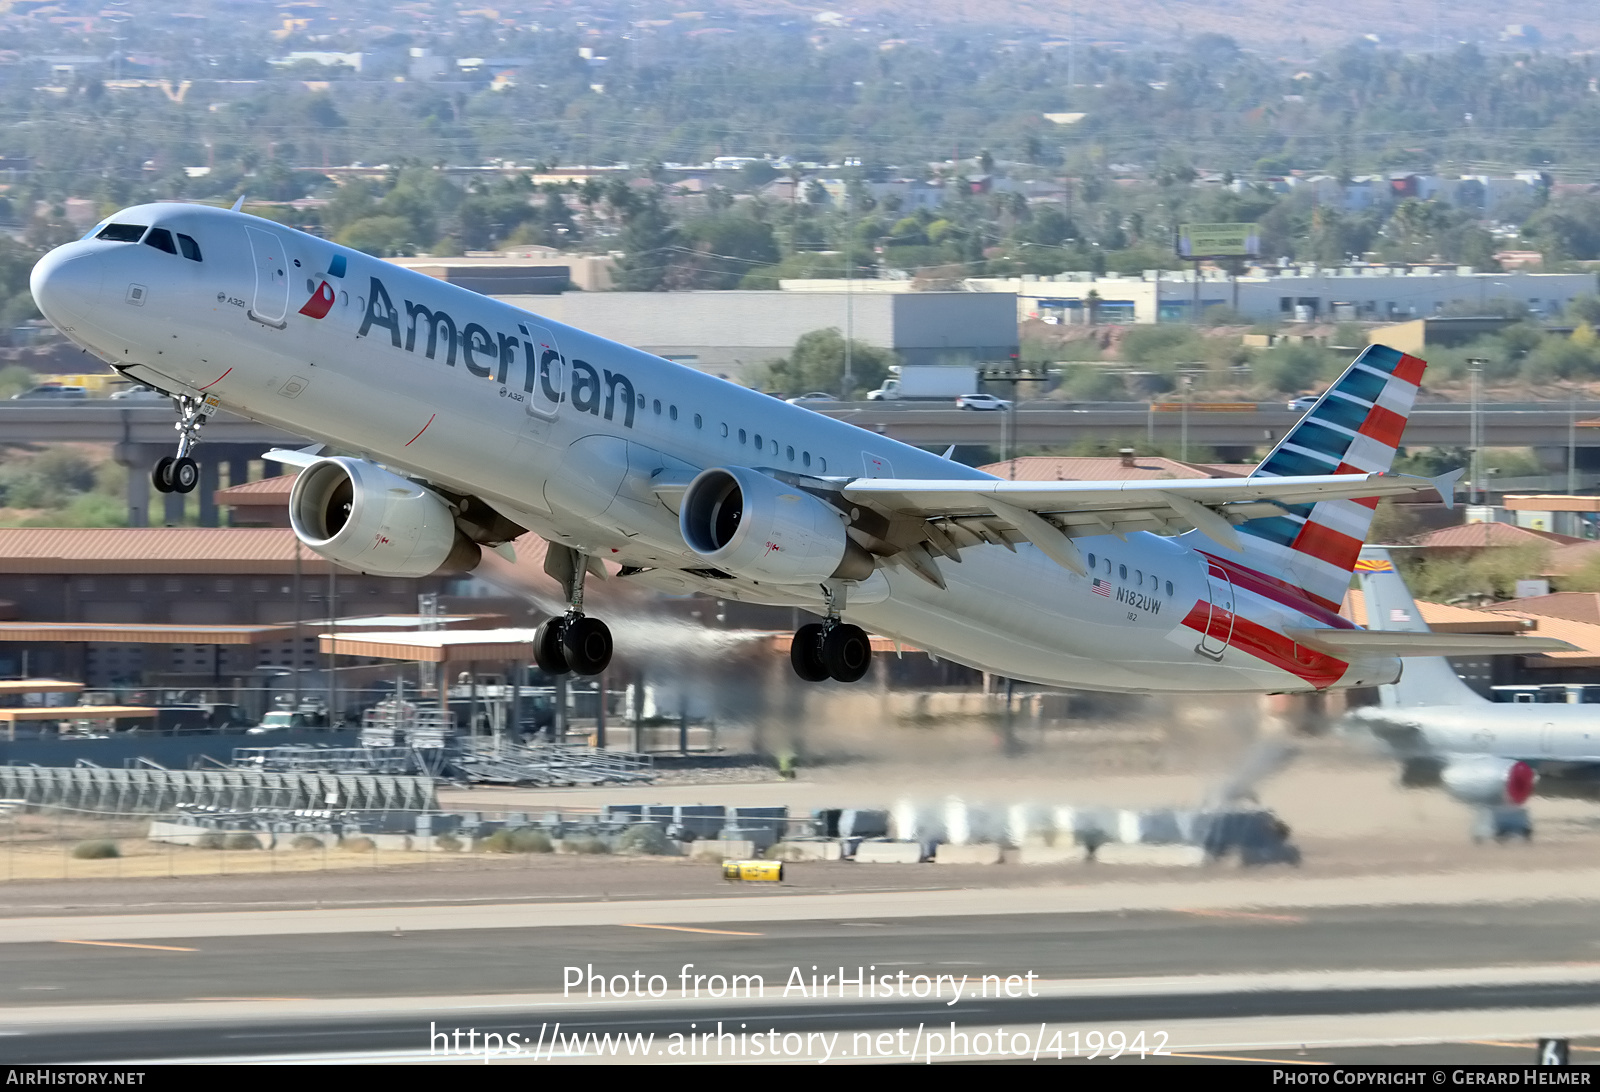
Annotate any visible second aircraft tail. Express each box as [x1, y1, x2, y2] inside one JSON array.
[[1355, 547, 1487, 708]]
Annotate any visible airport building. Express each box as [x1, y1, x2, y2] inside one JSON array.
[[968, 266, 1597, 325], [495, 289, 1020, 379]]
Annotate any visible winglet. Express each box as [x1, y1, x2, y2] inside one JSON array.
[[230, 194, 246, 212], [1430, 467, 1465, 510]]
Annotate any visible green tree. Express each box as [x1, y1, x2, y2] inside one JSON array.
[[761, 328, 895, 398], [614, 193, 679, 292], [335, 216, 418, 257]]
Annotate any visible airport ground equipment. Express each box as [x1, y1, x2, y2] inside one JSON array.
[[0, 761, 436, 814]]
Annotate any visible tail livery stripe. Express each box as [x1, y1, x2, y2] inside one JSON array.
[[1180, 599, 1350, 689], [1196, 342, 1428, 610]]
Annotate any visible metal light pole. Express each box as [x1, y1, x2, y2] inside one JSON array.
[[1468, 361, 1484, 504]]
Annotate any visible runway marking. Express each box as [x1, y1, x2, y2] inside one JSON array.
[[54, 939, 197, 952], [190, 997, 313, 1002], [1168, 1051, 1325, 1064], [1468, 1039, 1600, 1053], [1174, 909, 1306, 924], [620, 924, 763, 937]]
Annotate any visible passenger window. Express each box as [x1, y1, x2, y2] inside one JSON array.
[[738, 429, 747, 444], [653, 399, 661, 415], [695, 413, 703, 428], [96, 223, 146, 242], [754, 433, 763, 449], [1119, 565, 1127, 580], [1165, 581, 1174, 596], [819, 456, 827, 473], [670, 405, 679, 421], [1102, 557, 1111, 574], [771, 439, 779, 455], [803, 452, 811, 467], [143, 228, 177, 255], [1088, 553, 1096, 568], [719, 422, 727, 437], [786, 445, 794, 461], [636, 394, 645, 407], [1135, 569, 1143, 583]]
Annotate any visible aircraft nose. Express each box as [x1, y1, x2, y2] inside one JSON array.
[[29, 247, 104, 330]]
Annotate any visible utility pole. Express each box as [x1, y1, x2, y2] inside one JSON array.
[[841, 156, 859, 400]]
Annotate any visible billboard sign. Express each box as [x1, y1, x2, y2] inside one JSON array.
[[1176, 223, 1260, 260]]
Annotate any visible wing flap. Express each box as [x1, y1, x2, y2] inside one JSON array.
[[1287, 629, 1579, 657]]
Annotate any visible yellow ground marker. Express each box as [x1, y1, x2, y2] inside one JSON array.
[[620, 924, 764, 937], [55, 939, 197, 952]]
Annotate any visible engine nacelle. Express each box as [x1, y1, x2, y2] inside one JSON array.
[[1439, 755, 1537, 806], [289, 457, 480, 578], [679, 465, 873, 584]]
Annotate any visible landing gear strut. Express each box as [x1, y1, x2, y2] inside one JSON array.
[[790, 583, 872, 683], [533, 545, 613, 678], [151, 394, 208, 495]]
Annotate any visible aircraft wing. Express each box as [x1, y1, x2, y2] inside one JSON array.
[[838, 472, 1455, 581], [1286, 629, 1579, 657]]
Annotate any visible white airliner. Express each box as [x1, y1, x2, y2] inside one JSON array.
[[1344, 548, 1600, 806], [26, 204, 1573, 692]]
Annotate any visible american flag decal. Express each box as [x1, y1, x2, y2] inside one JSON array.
[[1092, 579, 1112, 597]]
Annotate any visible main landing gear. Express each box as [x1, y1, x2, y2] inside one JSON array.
[[151, 394, 208, 495], [533, 545, 614, 678], [790, 584, 872, 684]]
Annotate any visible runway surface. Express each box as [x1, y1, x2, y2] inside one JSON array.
[[6, 902, 1600, 1064]]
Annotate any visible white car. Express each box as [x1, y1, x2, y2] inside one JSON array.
[[955, 393, 1012, 411], [110, 386, 172, 402], [785, 392, 837, 405], [1286, 394, 1320, 411]]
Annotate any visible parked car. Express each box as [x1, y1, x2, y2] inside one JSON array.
[[11, 384, 87, 401], [1286, 394, 1320, 411], [785, 392, 837, 405], [110, 386, 171, 402], [955, 393, 1012, 411], [246, 710, 318, 734]]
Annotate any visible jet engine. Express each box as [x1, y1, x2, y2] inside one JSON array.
[[289, 456, 481, 578], [679, 465, 873, 584], [1438, 755, 1537, 806]]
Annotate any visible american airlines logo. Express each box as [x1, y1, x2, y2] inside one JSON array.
[[353, 275, 638, 429]]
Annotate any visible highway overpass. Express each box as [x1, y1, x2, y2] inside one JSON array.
[[4, 401, 1599, 525]]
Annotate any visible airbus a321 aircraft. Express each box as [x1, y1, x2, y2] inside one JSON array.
[[27, 203, 1571, 693], [1345, 548, 1600, 808]]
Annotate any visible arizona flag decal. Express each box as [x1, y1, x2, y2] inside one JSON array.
[[298, 280, 336, 319]]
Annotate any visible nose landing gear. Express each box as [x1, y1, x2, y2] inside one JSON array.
[[151, 395, 210, 495], [532, 545, 614, 678]]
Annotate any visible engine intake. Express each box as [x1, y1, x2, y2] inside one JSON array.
[[679, 466, 872, 584], [1439, 755, 1537, 806], [289, 457, 481, 578]]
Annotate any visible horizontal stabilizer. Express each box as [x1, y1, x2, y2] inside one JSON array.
[[1286, 628, 1578, 657]]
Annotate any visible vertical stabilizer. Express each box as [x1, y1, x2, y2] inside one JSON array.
[[1192, 344, 1427, 611], [1357, 547, 1487, 708]]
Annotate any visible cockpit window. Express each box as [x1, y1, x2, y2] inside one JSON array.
[[176, 233, 202, 262], [143, 228, 177, 255], [96, 223, 147, 243]]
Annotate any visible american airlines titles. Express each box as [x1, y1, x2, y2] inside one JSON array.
[[356, 276, 636, 428]]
